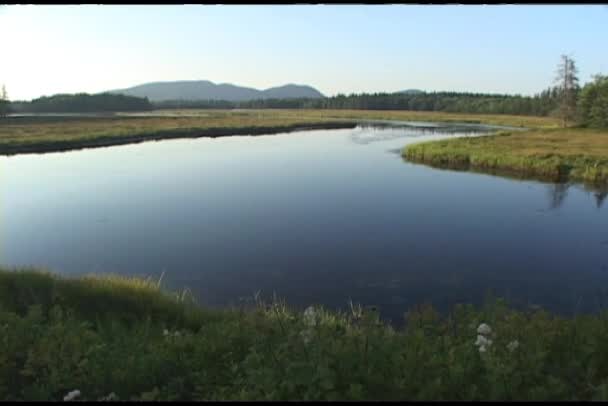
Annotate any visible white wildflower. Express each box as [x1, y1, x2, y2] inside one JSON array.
[[303, 306, 317, 327], [474, 334, 492, 348], [63, 389, 81, 401], [300, 329, 314, 345], [507, 340, 520, 352], [478, 345, 487, 353], [99, 392, 118, 401], [477, 323, 492, 336], [174, 331, 181, 337], [163, 329, 169, 336]]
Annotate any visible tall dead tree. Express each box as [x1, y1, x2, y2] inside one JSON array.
[[0, 85, 8, 118], [554, 55, 579, 128]]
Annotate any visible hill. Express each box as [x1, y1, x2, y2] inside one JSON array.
[[108, 80, 325, 102]]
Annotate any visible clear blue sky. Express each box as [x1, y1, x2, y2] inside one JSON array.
[[1, 4, 607, 101]]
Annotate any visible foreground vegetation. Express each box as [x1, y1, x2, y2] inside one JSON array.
[[403, 128, 608, 185], [3, 268, 608, 401]]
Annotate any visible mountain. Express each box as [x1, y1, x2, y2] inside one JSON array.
[[397, 89, 425, 95], [107, 80, 325, 102], [261, 84, 324, 99]]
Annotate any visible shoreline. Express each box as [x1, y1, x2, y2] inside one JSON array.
[[402, 128, 608, 187]]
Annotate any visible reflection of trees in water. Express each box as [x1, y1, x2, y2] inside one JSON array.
[[547, 183, 570, 210], [593, 189, 607, 209], [355, 123, 487, 134], [545, 183, 607, 210], [351, 124, 486, 145], [572, 184, 608, 210]]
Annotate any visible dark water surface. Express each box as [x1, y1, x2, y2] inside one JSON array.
[[2, 124, 607, 323]]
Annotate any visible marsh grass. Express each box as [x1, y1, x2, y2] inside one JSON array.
[[0, 109, 559, 155], [0, 111, 356, 155], [3, 268, 608, 401], [273, 109, 561, 129], [403, 128, 608, 185]]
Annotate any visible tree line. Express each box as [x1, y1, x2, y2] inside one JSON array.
[[234, 89, 562, 116], [6, 93, 153, 114]]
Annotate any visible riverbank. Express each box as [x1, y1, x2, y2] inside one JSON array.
[[0, 109, 558, 155], [0, 114, 356, 155], [403, 128, 608, 185], [2, 268, 608, 401]]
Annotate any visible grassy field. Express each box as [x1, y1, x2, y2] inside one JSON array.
[[0, 109, 560, 155], [403, 128, 608, 185], [2, 268, 608, 401]]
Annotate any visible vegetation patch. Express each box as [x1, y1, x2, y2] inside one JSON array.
[[0, 112, 356, 155], [3, 268, 608, 401], [403, 128, 608, 185]]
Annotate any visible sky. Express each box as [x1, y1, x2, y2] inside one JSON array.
[[1, 4, 607, 101]]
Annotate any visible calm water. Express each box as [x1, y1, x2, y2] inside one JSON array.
[[2, 124, 608, 323]]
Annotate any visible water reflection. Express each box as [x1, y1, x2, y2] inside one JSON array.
[[350, 123, 491, 145], [547, 183, 570, 210], [594, 189, 608, 209]]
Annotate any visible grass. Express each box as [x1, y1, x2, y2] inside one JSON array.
[[0, 109, 560, 155], [4, 268, 608, 401], [268, 109, 561, 129], [403, 127, 608, 186], [0, 112, 356, 155]]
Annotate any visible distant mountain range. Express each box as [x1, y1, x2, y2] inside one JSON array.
[[107, 80, 326, 102]]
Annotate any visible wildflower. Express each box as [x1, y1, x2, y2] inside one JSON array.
[[174, 331, 181, 337], [300, 329, 314, 345], [63, 389, 81, 401], [507, 340, 520, 352], [99, 392, 118, 401], [163, 329, 169, 336], [474, 334, 493, 354], [475, 334, 492, 348], [477, 323, 492, 335], [303, 306, 317, 327]]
